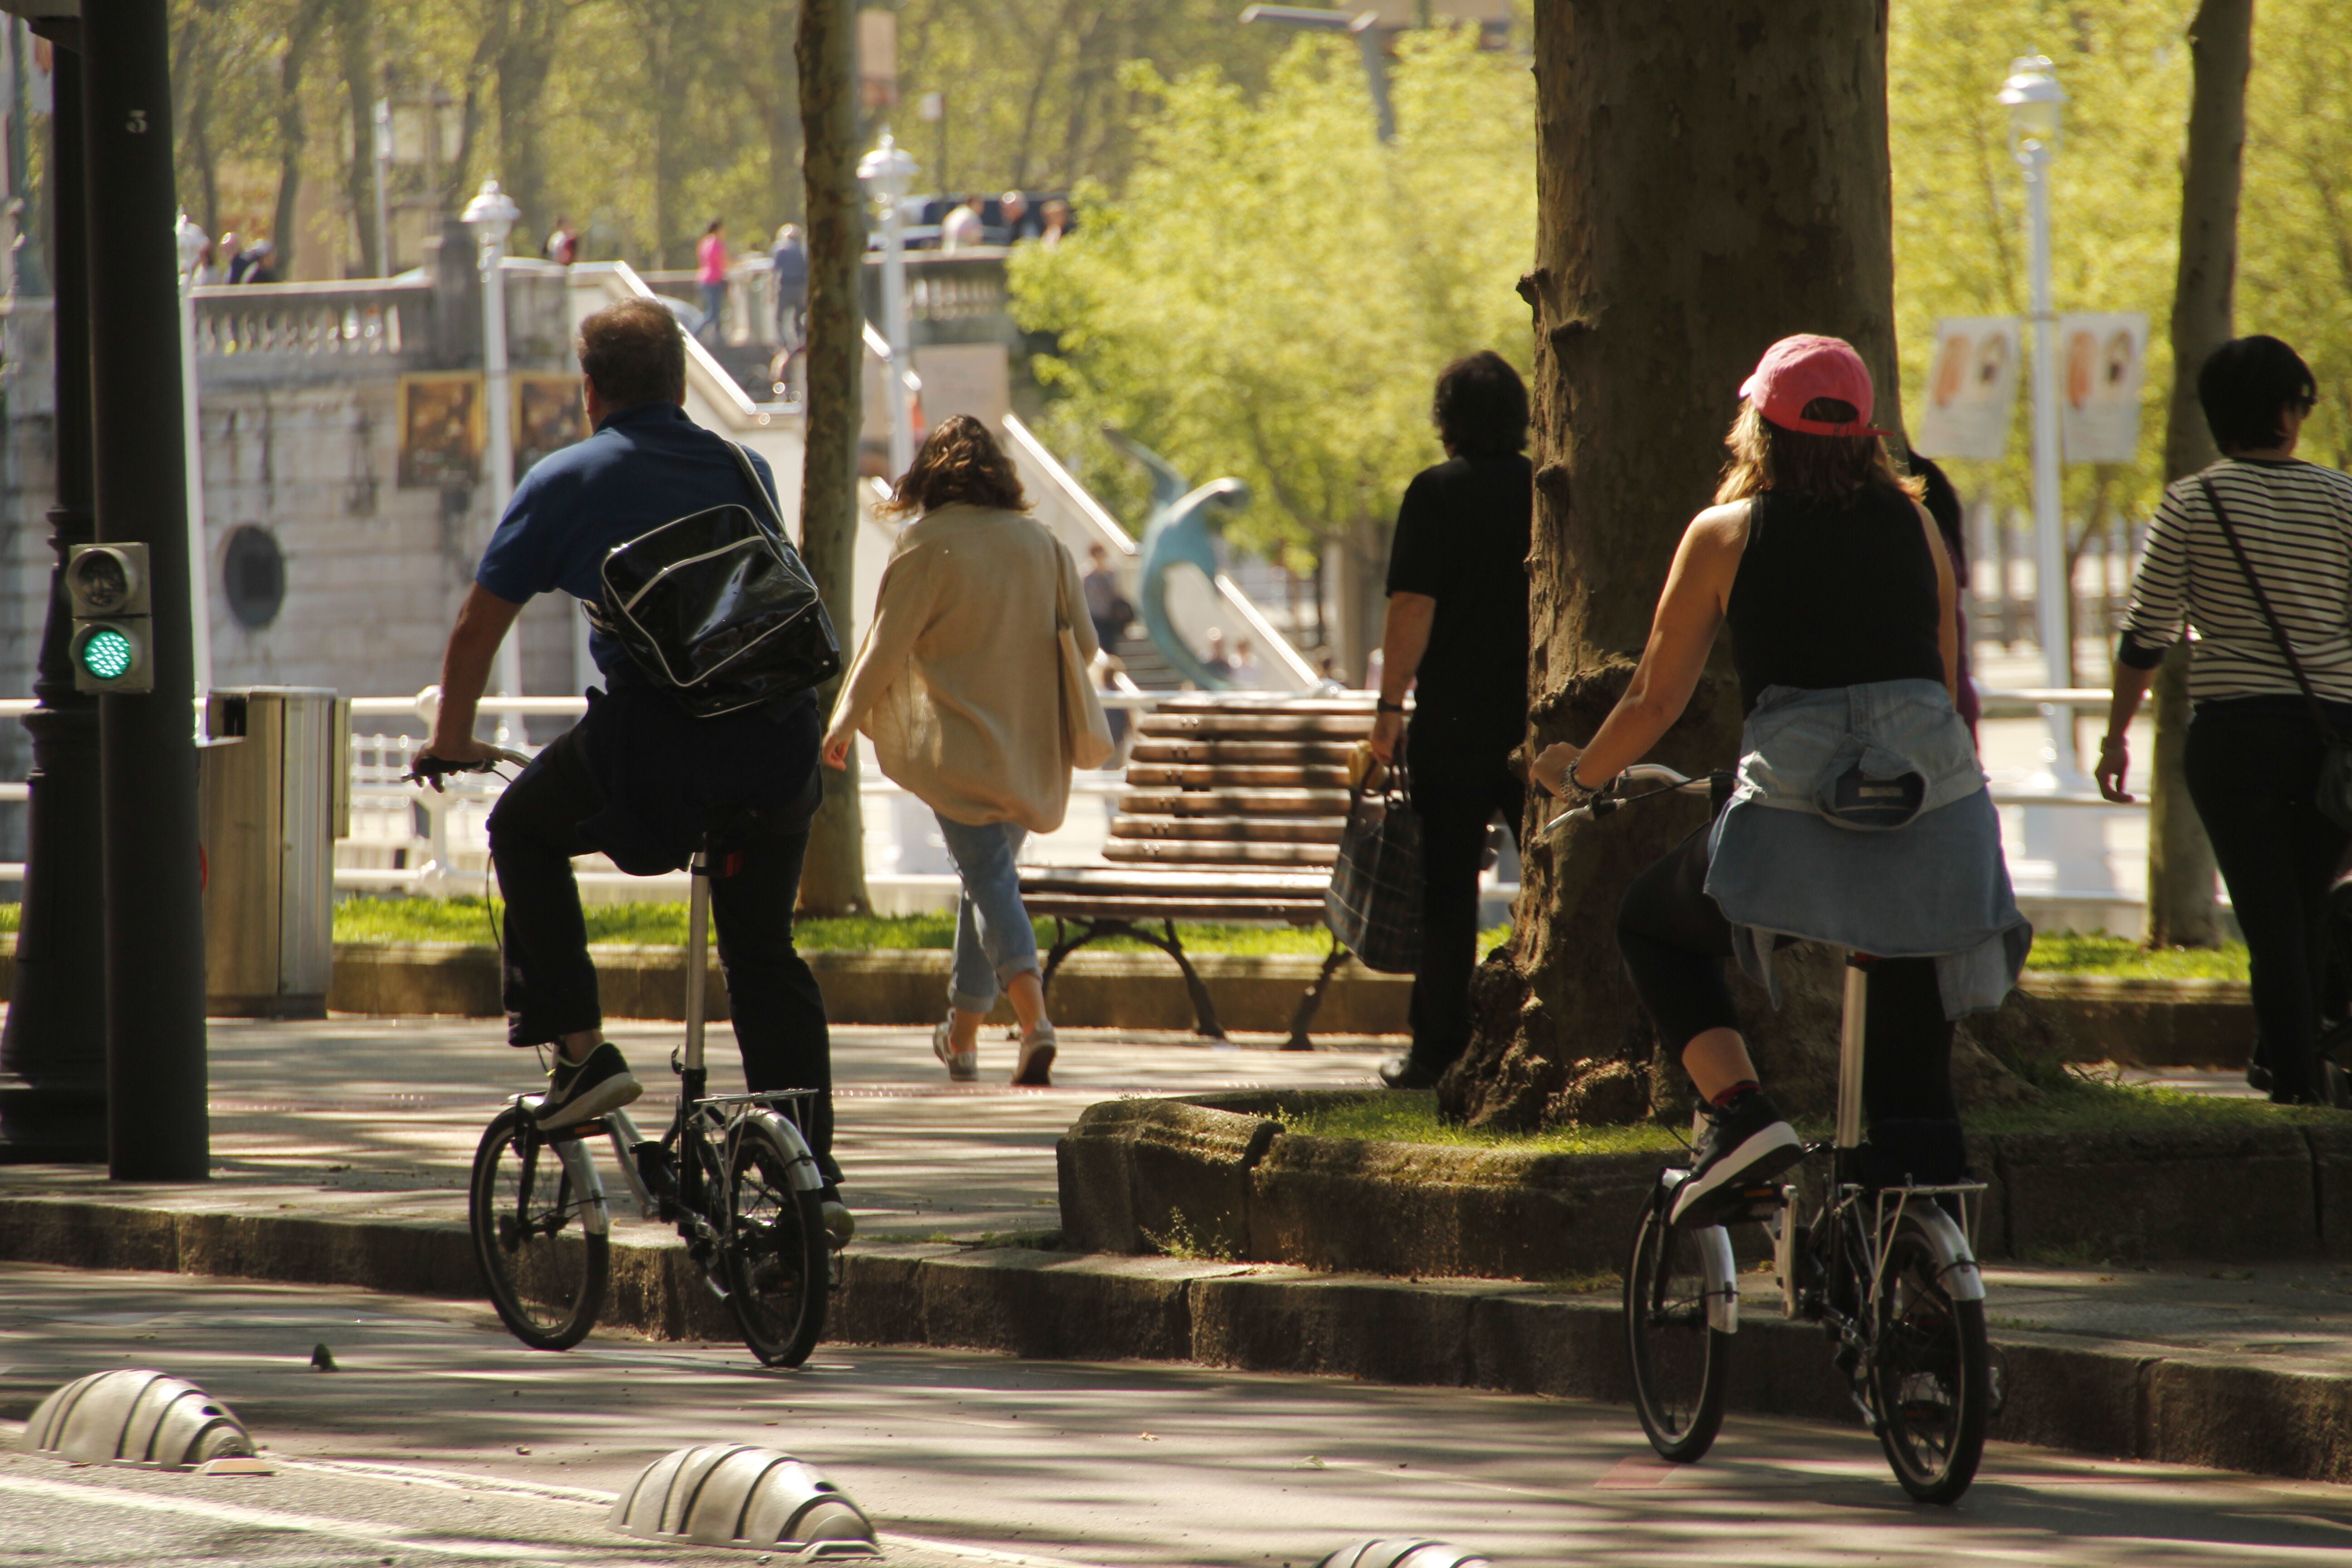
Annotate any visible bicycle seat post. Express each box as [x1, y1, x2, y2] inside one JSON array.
[[682, 837, 711, 1093], [1836, 952, 1869, 1163]]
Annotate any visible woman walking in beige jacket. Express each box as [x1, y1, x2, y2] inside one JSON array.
[[822, 416, 1099, 1085]]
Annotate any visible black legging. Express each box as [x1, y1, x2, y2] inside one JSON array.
[[1616, 822, 1957, 1128], [2183, 697, 2352, 1105]]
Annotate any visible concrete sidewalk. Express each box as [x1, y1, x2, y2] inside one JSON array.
[[3, 1017, 2351, 1484]]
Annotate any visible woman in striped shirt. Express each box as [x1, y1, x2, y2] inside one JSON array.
[[2097, 336, 2352, 1104]]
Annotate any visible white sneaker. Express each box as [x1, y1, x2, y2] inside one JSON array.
[[932, 1018, 977, 1082], [1013, 1023, 1056, 1087]]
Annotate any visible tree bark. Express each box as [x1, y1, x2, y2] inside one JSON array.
[[793, 0, 871, 917], [268, 0, 334, 277], [1445, 0, 1912, 1129], [492, 0, 564, 243], [2146, 0, 2250, 950], [335, 0, 375, 275]]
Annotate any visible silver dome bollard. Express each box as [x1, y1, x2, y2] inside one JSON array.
[[609, 1444, 877, 1555], [26, 1369, 259, 1470], [1316, 1542, 1492, 1568]]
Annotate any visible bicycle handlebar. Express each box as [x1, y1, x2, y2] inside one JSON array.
[[1541, 762, 1714, 837], [403, 747, 533, 787]]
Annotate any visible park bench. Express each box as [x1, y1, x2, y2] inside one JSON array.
[[1018, 694, 1376, 1049]]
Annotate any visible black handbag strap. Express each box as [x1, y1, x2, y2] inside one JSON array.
[[725, 441, 789, 542], [2198, 475, 2343, 744]]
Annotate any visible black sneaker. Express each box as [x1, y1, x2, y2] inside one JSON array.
[[1671, 1088, 1803, 1227], [1378, 1056, 1444, 1091], [534, 1041, 643, 1128]]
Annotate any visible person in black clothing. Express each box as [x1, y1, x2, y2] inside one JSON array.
[[412, 297, 849, 1242], [1368, 351, 1534, 1090]]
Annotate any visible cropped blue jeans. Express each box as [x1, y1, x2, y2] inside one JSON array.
[[933, 814, 1039, 1014]]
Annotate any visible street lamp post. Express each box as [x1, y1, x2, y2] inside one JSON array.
[[858, 133, 917, 480], [2000, 56, 2077, 777], [174, 211, 212, 734], [462, 179, 523, 744]]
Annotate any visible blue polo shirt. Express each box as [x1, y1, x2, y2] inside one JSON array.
[[476, 400, 783, 687]]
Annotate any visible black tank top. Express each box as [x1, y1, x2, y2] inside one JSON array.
[[1724, 484, 1943, 715]]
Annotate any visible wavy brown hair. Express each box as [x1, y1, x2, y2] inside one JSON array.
[[882, 414, 1031, 516], [1715, 397, 1923, 505]]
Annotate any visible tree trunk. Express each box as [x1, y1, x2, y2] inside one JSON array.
[[493, 0, 564, 244], [269, 0, 334, 277], [793, 0, 871, 917], [1444, 0, 1916, 1129], [2146, 0, 2250, 950], [335, 1, 375, 276]]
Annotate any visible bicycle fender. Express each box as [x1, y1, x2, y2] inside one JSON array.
[[1695, 1224, 1740, 1333], [1908, 1204, 1985, 1303], [745, 1108, 827, 1194], [553, 1135, 611, 1236]]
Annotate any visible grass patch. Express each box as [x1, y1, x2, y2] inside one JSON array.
[[2022, 931, 2250, 982], [243, 896, 1512, 956], [1286, 1073, 2328, 1153]]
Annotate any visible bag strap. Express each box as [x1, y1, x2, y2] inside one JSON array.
[[725, 441, 788, 541], [2198, 474, 2342, 742]]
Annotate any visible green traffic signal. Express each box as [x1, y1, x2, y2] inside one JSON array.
[[78, 627, 134, 681]]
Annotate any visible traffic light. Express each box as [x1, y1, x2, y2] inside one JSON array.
[[66, 543, 154, 695]]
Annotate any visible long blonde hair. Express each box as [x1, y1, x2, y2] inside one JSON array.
[[1715, 398, 1923, 505]]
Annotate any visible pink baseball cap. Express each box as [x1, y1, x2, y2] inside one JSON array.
[[1740, 334, 1892, 438]]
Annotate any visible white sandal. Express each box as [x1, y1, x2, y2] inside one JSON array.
[[932, 1017, 977, 1083]]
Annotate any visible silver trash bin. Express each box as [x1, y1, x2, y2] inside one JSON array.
[[199, 688, 349, 1018]]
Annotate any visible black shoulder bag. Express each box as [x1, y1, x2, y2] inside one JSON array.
[[2199, 475, 2352, 829], [592, 442, 843, 718], [1324, 757, 1425, 974]]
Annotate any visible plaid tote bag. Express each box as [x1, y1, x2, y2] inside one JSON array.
[[1323, 763, 1425, 974]]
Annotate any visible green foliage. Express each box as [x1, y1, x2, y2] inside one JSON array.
[[1009, 30, 1537, 567]]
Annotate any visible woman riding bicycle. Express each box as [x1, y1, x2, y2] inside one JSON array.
[[1534, 334, 2029, 1227]]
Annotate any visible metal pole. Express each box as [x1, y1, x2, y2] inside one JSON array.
[[82, 0, 211, 1181], [372, 97, 392, 278], [880, 191, 912, 479], [2024, 137, 2077, 783], [481, 245, 521, 740], [0, 34, 106, 1164], [177, 227, 212, 726]]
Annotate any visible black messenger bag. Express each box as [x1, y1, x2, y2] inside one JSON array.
[[591, 442, 843, 717]]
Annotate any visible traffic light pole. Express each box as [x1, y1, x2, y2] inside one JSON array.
[[0, 31, 107, 1164], [83, 3, 210, 1180]]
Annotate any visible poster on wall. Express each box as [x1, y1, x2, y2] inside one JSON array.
[[515, 374, 589, 475], [397, 372, 485, 488], [1913, 316, 2021, 461], [2059, 311, 2148, 464]]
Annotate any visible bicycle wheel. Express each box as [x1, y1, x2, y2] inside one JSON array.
[[469, 1105, 608, 1351], [720, 1116, 829, 1367], [1623, 1186, 1730, 1463], [1870, 1206, 1991, 1504]]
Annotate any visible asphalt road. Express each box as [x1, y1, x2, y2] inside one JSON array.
[[5, 1264, 2352, 1568]]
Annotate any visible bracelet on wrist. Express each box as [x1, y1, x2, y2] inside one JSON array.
[[1375, 699, 1406, 714], [2098, 734, 2128, 752]]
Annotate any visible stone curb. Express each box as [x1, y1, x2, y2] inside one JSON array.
[[0, 938, 2252, 1058], [0, 1193, 2344, 1485], [1061, 1093, 2352, 1276]]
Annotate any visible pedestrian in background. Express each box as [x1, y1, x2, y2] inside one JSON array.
[[1039, 199, 1071, 249], [1230, 636, 1264, 690], [2098, 335, 2352, 1105], [543, 217, 580, 266], [771, 223, 808, 348], [1368, 351, 1534, 1091], [1001, 190, 1041, 243], [941, 195, 985, 251], [1083, 541, 1130, 653], [1203, 627, 1235, 683], [696, 219, 730, 343], [823, 416, 1098, 1088]]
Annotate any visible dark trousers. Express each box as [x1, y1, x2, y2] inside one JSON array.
[[1616, 823, 1957, 1128], [2185, 699, 2352, 1104], [1405, 757, 1526, 1073], [485, 724, 841, 1183]]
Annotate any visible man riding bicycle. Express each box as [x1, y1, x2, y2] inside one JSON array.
[[412, 297, 849, 1244]]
